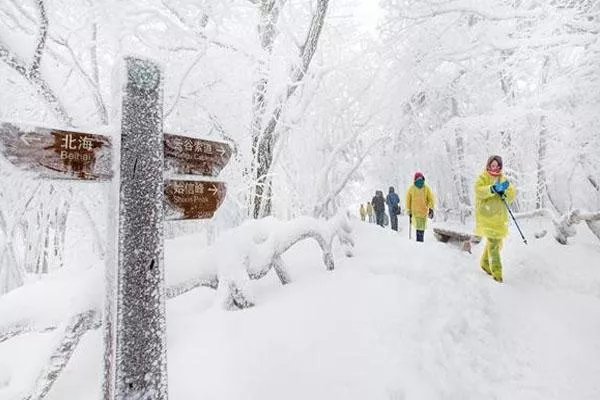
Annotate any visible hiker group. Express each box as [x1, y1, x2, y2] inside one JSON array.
[[359, 172, 435, 242], [358, 155, 516, 283]]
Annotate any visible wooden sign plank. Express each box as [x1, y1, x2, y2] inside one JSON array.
[[164, 180, 227, 220], [164, 133, 232, 177], [0, 122, 112, 181]]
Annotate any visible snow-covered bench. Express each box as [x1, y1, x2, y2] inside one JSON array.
[[433, 227, 481, 253]]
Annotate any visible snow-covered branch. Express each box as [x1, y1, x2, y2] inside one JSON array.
[[22, 310, 98, 400], [0, 39, 71, 124], [164, 50, 208, 119], [166, 213, 353, 309], [515, 208, 600, 245], [313, 134, 389, 218], [30, 0, 48, 77], [292, 0, 329, 84], [59, 40, 108, 124], [396, 2, 543, 22]]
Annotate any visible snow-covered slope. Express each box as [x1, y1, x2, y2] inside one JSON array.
[[2, 219, 600, 400]]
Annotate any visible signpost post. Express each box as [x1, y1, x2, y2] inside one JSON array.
[[112, 57, 168, 400]]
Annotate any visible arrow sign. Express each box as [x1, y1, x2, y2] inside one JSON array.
[[0, 122, 113, 181], [20, 132, 42, 146], [164, 179, 227, 220], [163, 133, 232, 177]]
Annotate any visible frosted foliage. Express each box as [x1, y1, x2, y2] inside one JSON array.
[[163, 212, 353, 309], [0, 0, 599, 398], [360, 0, 600, 215]]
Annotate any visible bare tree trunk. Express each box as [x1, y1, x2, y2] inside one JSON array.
[[252, 0, 330, 218], [445, 72, 470, 216], [535, 56, 551, 209], [454, 126, 471, 208], [588, 176, 600, 192], [249, 0, 283, 218], [536, 116, 548, 209], [0, 196, 26, 294], [499, 49, 516, 106], [29, 185, 70, 274]]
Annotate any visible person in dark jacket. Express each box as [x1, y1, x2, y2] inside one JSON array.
[[371, 190, 386, 227], [386, 186, 401, 231]]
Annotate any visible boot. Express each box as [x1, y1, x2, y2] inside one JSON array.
[[480, 264, 492, 276]]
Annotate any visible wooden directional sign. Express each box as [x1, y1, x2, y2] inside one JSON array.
[[164, 133, 232, 177], [0, 122, 112, 181], [164, 179, 227, 220]]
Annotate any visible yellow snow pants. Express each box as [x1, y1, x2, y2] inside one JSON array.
[[480, 238, 504, 281]]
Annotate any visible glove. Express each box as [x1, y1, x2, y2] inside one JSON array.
[[428, 208, 434, 219], [491, 180, 509, 196]]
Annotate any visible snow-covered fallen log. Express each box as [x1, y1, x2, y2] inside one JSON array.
[[432, 227, 481, 253], [167, 212, 354, 309], [433, 227, 481, 244]]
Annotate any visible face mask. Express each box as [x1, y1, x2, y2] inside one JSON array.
[[487, 165, 501, 176], [415, 178, 424, 188]]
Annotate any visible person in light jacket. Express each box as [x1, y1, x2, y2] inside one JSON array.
[[405, 172, 435, 242], [474, 155, 516, 283]]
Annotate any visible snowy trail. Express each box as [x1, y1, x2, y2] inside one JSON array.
[[2, 219, 600, 400], [353, 223, 519, 399], [162, 220, 600, 400]]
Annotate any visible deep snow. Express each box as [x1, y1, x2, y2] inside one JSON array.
[[1, 217, 600, 400]]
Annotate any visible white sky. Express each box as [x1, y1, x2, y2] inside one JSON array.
[[356, 1, 382, 32]]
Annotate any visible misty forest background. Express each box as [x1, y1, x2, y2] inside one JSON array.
[[1, 0, 600, 294]]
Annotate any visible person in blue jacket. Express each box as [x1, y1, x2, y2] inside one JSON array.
[[386, 186, 401, 231]]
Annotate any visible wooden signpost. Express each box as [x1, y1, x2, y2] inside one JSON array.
[[164, 180, 227, 220], [0, 122, 112, 180], [164, 133, 231, 177], [0, 57, 233, 400]]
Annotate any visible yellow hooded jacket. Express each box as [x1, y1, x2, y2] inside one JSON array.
[[405, 184, 435, 219], [474, 171, 516, 239], [359, 205, 366, 218]]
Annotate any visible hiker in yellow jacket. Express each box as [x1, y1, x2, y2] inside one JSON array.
[[359, 204, 366, 221], [474, 155, 516, 283], [406, 171, 435, 242], [366, 202, 374, 223]]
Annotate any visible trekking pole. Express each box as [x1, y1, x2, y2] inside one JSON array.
[[408, 215, 412, 240], [501, 197, 528, 245]]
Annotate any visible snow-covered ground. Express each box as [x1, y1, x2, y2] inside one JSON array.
[[1, 217, 600, 400]]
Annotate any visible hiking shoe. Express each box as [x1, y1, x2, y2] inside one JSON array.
[[493, 275, 503, 283]]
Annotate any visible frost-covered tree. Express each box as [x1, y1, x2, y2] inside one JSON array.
[[377, 0, 600, 217]]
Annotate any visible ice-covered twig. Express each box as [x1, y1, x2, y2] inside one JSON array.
[[22, 310, 98, 400], [165, 275, 219, 299]]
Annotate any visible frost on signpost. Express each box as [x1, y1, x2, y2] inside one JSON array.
[[112, 57, 167, 400]]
